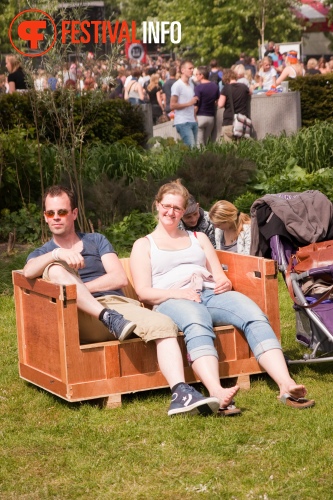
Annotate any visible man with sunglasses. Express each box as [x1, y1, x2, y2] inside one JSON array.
[[23, 185, 219, 416]]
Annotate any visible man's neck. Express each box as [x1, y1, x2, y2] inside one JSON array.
[[53, 232, 80, 249], [181, 74, 189, 84]]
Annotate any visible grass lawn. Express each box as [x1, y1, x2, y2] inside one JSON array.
[[1, 249, 333, 499]]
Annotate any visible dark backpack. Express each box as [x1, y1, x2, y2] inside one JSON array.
[[209, 71, 221, 85]]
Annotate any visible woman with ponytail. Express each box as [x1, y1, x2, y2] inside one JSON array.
[[209, 200, 251, 254]]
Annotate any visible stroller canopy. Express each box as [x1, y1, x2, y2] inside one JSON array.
[[250, 190, 333, 257]]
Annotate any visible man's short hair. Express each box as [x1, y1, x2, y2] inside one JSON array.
[[197, 66, 209, 80], [180, 59, 193, 70], [169, 66, 177, 77], [43, 185, 77, 211]]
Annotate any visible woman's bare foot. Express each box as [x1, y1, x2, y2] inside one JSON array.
[[278, 383, 307, 400], [212, 385, 239, 408]]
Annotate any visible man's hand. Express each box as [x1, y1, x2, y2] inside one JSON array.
[[57, 248, 85, 270]]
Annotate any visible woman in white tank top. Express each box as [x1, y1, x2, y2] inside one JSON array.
[[130, 180, 314, 411]]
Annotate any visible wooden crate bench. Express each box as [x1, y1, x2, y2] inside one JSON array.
[[12, 250, 280, 408]]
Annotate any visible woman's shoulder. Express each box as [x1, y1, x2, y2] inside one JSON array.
[[240, 223, 251, 234], [132, 235, 151, 251]]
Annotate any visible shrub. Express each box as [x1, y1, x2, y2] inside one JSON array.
[[0, 92, 147, 147], [235, 122, 333, 177], [233, 191, 259, 214], [174, 150, 257, 209], [0, 93, 35, 131], [252, 165, 333, 201], [0, 128, 41, 211], [0, 205, 42, 244], [79, 96, 148, 147], [289, 74, 333, 127], [103, 211, 157, 253]]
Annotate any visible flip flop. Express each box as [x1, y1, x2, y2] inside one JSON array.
[[218, 401, 242, 416], [278, 393, 315, 409]]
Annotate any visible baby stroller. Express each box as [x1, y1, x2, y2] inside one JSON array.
[[250, 190, 333, 365]]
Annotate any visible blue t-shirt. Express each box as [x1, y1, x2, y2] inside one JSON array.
[[27, 232, 124, 298]]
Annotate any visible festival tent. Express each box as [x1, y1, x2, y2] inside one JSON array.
[[295, 0, 333, 32]]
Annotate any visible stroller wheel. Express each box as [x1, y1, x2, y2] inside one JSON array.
[[303, 353, 311, 361]]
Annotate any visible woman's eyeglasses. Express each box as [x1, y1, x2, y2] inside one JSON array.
[[44, 209, 69, 218], [159, 203, 184, 213]]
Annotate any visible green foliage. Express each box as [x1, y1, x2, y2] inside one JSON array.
[[253, 165, 333, 201], [0, 92, 147, 148], [103, 211, 157, 252], [0, 204, 42, 244], [289, 75, 333, 127], [0, 93, 35, 131], [174, 149, 257, 209], [0, 251, 31, 295], [233, 191, 259, 214], [84, 98, 147, 147], [84, 139, 186, 195], [148, 137, 187, 178], [0, 0, 23, 54], [115, 0, 301, 66], [0, 128, 41, 211], [236, 122, 333, 177], [85, 143, 149, 183]]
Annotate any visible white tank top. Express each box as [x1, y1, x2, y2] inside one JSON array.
[[146, 231, 215, 290]]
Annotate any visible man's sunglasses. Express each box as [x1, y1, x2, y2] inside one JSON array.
[[44, 209, 70, 218]]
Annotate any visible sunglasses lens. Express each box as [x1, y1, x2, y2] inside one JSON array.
[[58, 210, 69, 217], [44, 210, 69, 218]]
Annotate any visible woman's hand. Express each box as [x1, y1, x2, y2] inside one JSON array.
[[214, 276, 232, 295], [172, 288, 201, 302]]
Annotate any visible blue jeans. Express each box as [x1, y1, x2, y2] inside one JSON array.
[[156, 289, 281, 362], [128, 97, 144, 104], [175, 121, 198, 147]]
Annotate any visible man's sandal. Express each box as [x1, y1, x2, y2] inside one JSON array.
[[278, 393, 315, 409], [218, 401, 242, 416]]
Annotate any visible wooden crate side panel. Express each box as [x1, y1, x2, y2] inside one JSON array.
[[12, 271, 76, 300], [214, 327, 237, 361], [118, 341, 160, 376], [261, 267, 281, 341], [13, 283, 26, 364], [216, 251, 281, 340], [64, 357, 264, 402], [63, 307, 110, 385], [19, 364, 70, 400], [217, 252, 266, 308], [17, 289, 63, 379]]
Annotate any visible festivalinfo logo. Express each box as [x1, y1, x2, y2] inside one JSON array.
[[9, 9, 182, 57]]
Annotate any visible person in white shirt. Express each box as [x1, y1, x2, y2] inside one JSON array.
[[170, 60, 198, 147], [259, 57, 277, 90]]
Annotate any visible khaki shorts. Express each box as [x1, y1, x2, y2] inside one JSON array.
[[42, 262, 178, 344]]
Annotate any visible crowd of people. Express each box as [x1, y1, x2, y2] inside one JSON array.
[[2, 42, 333, 144]]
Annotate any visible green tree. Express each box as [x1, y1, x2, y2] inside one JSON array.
[[112, 0, 303, 66], [0, 0, 25, 55]]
